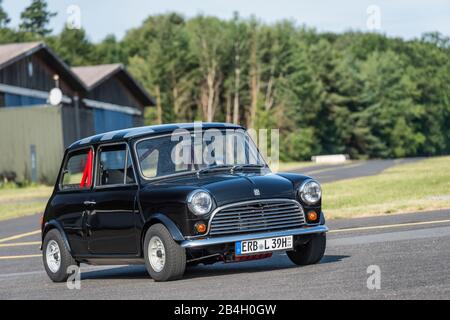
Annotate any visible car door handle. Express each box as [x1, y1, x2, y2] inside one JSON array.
[[83, 201, 96, 206]]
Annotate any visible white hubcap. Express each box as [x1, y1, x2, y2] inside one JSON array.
[[46, 240, 61, 273], [149, 236, 166, 272]]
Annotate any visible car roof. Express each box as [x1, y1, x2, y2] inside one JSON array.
[[67, 122, 244, 151]]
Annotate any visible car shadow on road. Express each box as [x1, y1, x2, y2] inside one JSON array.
[[79, 254, 350, 281], [81, 265, 149, 280], [320, 254, 350, 264], [182, 254, 351, 280]]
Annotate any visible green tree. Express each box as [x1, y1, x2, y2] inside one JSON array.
[[0, 0, 10, 28], [223, 12, 251, 124], [186, 16, 231, 121], [19, 0, 56, 36], [277, 33, 324, 160], [92, 35, 126, 65], [125, 13, 195, 123], [356, 50, 425, 158], [48, 27, 94, 66]]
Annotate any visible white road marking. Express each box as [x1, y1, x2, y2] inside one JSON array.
[[328, 226, 450, 247], [0, 241, 41, 248], [329, 219, 450, 233], [0, 230, 40, 243], [0, 265, 128, 279], [0, 254, 41, 260]]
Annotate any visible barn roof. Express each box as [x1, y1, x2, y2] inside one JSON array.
[[68, 122, 244, 150], [0, 42, 41, 67], [72, 63, 154, 106], [0, 41, 86, 92], [72, 64, 122, 88]]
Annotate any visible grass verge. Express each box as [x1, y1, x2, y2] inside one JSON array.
[[322, 156, 450, 219], [0, 185, 53, 221], [277, 161, 317, 172]]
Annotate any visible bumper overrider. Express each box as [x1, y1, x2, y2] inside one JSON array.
[[180, 225, 329, 248]]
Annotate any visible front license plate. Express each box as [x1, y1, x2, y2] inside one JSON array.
[[235, 235, 293, 255]]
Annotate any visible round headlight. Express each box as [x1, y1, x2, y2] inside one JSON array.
[[299, 180, 322, 205], [188, 190, 213, 216]]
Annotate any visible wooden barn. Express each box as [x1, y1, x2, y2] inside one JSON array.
[[0, 42, 84, 107], [0, 42, 153, 183], [72, 64, 152, 137]]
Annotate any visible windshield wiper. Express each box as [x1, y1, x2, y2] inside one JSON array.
[[231, 164, 267, 173], [197, 164, 267, 175], [197, 164, 234, 175]]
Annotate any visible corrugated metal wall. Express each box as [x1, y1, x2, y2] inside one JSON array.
[[61, 107, 138, 148], [0, 105, 144, 184], [133, 114, 143, 127], [93, 108, 134, 134], [61, 105, 94, 148], [4, 93, 47, 107], [0, 105, 64, 184]]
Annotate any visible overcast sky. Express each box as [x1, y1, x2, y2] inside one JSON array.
[[3, 0, 449, 42]]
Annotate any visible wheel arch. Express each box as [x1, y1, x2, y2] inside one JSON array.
[[140, 213, 185, 254], [42, 220, 72, 255]]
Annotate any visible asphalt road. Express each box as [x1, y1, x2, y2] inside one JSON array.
[[290, 158, 423, 183], [1, 157, 449, 300]]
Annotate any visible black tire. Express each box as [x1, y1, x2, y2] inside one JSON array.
[[42, 229, 78, 282], [287, 233, 326, 266], [144, 224, 186, 282]]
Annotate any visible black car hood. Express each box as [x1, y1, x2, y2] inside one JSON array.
[[144, 172, 296, 206]]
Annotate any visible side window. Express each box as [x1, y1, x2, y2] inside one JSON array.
[[97, 144, 135, 186], [139, 149, 159, 178], [61, 149, 93, 190]]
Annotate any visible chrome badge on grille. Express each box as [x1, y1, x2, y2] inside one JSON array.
[[253, 188, 261, 196]]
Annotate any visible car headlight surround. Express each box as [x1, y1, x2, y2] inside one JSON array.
[[299, 179, 322, 205], [187, 190, 213, 216]]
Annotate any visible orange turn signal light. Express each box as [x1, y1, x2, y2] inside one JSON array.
[[306, 211, 318, 222], [195, 222, 207, 234]]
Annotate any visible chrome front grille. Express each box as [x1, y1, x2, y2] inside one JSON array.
[[208, 199, 306, 236]]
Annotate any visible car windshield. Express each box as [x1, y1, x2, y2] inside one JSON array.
[[135, 129, 267, 180]]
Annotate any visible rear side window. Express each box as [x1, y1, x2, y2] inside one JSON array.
[[61, 149, 93, 191], [139, 149, 159, 178], [97, 144, 135, 186]]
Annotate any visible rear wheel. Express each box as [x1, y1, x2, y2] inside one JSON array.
[[144, 224, 186, 281], [287, 233, 326, 265], [42, 229, 78, 282]]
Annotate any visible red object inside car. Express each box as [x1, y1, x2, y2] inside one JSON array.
[[80, 149, 93, 188]]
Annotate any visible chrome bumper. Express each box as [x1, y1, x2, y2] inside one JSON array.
[[180, 225, 328, 248]]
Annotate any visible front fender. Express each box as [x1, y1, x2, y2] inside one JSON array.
[[144, 213, 185, 242], [41, 220, 72, 254]]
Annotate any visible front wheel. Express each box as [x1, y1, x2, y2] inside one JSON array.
[[144, 224, 186, 281], [287, 233, 326, 266]]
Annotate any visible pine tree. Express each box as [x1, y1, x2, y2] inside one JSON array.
[[19, 0, 56, 36]]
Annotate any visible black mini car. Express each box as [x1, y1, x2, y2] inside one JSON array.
[[41, 122, 328, 282]]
